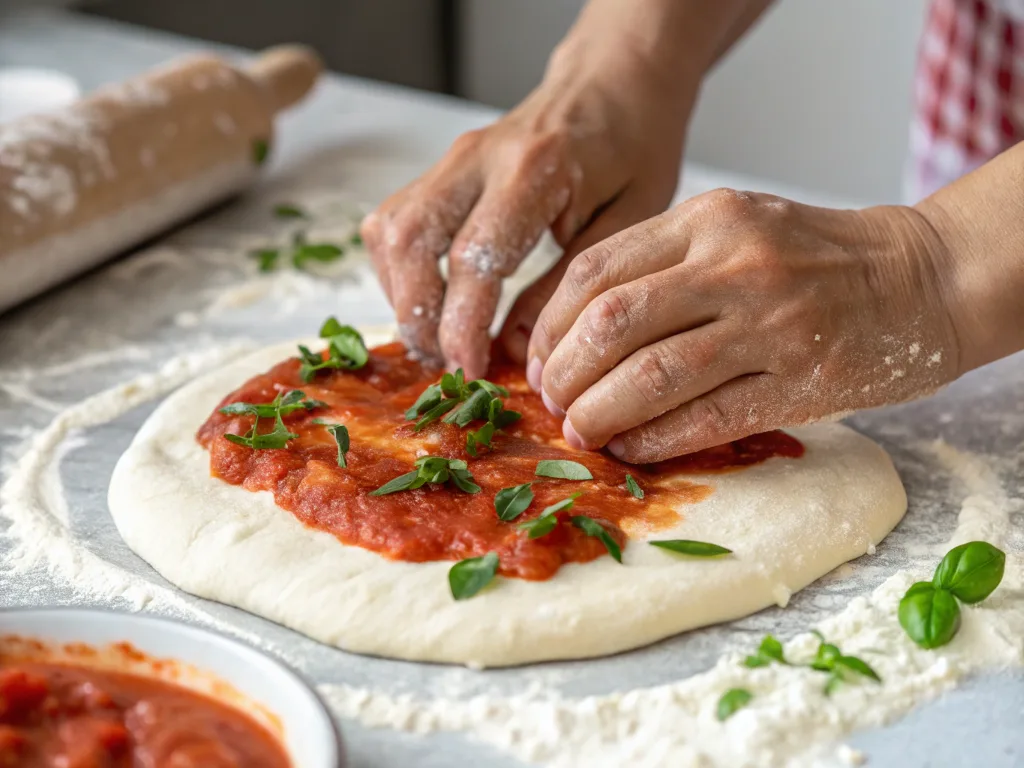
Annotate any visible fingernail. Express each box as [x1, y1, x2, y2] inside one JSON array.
[[526, 357, 543, 392], [541, 388, 565, 417], [607, 438, 625, 458], [562, 418, 584, 449]]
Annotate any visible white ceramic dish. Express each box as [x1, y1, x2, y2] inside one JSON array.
[[0, 608, 344, 767]]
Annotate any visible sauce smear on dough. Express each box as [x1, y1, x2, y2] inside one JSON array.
[[197, 343, 803, 580]]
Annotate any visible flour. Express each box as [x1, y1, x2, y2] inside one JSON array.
[[318, 446, 1023, 767]]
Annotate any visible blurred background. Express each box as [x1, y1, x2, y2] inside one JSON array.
[[1, 0, 927, 203]]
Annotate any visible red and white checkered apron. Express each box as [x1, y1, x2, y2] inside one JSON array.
[[907, 0, 1024, 201]]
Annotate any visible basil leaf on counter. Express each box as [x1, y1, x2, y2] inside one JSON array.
[[293, 243, 344, 269], [535, 460, 593, 481], [932, 541, 1006, 604], [273, 203, 307, 219], [252, 138, 270, 165], [625, 474, 644, 500], [716, 688, 753, 721], [743, 634, 787, 668], [350, 232, 363, 247], [649, 540, 732, 557], [571, 516, 621, 562], [449, 552, 499, 600], [249, 248, 280, 272], [495, 483, 534, 521], [315, 421, 349, 468], [898, 581, 961, 649]]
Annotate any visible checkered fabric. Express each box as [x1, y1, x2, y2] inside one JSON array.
[[906, 0, 1024, 202]]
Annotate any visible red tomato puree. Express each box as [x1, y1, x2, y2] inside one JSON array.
[[198, 342, 803, 580], [0, 661, 289, 767]]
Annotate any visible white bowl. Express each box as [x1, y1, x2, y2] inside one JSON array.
[[0, 608, 344, 767]]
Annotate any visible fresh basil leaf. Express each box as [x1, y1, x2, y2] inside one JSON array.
[[468, 379, 509, 398], [742, 634, 786, 668], [274, 203, 307, 219], [450, 468, 482, 494], [466, 421, 495, 457], [491, 407, 522, 429], [517, 513, 560, 539], [811, 642, 842, 672], [446, 389, 491, 427], [218, 401, 262, 417], [536, 460, 593, 481], [350, 232, 363, 247], [571, 516, 622, 563], [249, 248, 280, 272], [495, 483, 534, 521], [369, 470, 424, 496], [416, 456, 451, 484], [320, 320, 368, 368], [293, 243, 345, 270], [415, 398, 459, 431], [449, 552, 499, 600], [275, 390, 325, 415], [823, 675, 844, 697], [250, 414, 298, 449], [625, 474, 644, 499], [898, 581, 961, 649], [252, 138, 270, 165], [541, 493, 582, 517], [406, 383, 443, 420], [317, 422, 349, 468], [649, 540, 732, 557], [932, 541, 1006, 604], [742, 655, 771, 669], [834, 655, 881, 683], [448, 459, 468, 471], [716, 688, 753, 721], [440, 371, 461, 398]]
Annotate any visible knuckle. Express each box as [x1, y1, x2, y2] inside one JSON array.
[[565, 244, 612, 297], [685, 395, 731, 439], [382, 213, 426, 253], [451, 128, 484, 155], [690, 187, 754, 221], [628, 347, 680, 405], [583, 289, 632, 345]]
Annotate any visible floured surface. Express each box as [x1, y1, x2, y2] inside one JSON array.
[[108, 333, 905, 666]]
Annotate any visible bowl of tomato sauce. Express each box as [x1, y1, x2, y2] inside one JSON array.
[[0, 608, 343, 767]]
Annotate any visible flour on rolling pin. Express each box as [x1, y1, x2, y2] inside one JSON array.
[[0, 45, 322, 314]]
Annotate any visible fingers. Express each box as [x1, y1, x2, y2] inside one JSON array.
[[541, 268, 719, 415], [605, 373, 783, 463], [527, 205, 694, 374], [362, 134, 484, 361], [562, 321, 761, 449], [439, 163, 575, 378]]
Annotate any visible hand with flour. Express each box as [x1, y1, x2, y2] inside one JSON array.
[[361, 0, 773, 378], [530, 138, 1024, 462]]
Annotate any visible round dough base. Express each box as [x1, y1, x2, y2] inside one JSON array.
[[109, 329, 908, 667]]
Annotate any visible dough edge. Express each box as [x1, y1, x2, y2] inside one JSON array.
[[108, 327, 908, 667]]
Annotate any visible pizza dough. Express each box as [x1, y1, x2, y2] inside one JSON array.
[[108, 328, 908, 667]]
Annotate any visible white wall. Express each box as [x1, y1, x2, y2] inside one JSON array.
[[460, 0, 928, 203]]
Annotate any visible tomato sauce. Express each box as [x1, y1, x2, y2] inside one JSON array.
[[0, 661, 289, 768], [197, 342, 803, 580]]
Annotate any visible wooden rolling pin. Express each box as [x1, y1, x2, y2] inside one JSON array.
[[0, 45, 323, 314]]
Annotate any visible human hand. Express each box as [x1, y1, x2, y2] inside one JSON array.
[[360, 35, 695, 379], [528, 190, 961, 462]]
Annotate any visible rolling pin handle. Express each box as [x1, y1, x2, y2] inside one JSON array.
[[247, 44, 323, 113]]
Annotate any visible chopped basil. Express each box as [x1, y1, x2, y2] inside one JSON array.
[[649, 540, 732, 557], [298, 318, 368, 381], [415, 398, 459, 431], [743, 634, 787, 668], [445, 388, 491, 427], [535, 460, 593, 481], [571, 515, 621, 562], [898, 581, 961, 649], [716, 688, 753, 721], [466, 421, 495, 457], [252, 138, 270, 165], [468, 379, 509, 398], [221, 390, 322, 450], [314, 420, 349, 468], [625, 474, 644, 499], [274, 203, 307, 219], [806, 630, 881, 694], [516, 493, 580, 539], [932, 540, 1005, 604], [487, 397, 522, 429], [495, 483, 534, 521], [371, 456, 480, 496], [292, 243, 344, 269], [406, 383, 442, 420], [249, 248, 280, 272], [449, 552, 499, 600], [224, 412, 297, 450]]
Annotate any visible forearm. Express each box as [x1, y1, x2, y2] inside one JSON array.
[[915, 141, 1024, 374]]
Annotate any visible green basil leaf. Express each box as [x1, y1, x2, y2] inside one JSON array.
[[489, 401, 522, 429], [316, 422, 349, 467], [248, 413, 298, 450], [293, 243, 344, 269], [415, 398, 459, 431], [370, 470, 423, 496], [406, 383, 443, 420], [449, 552, 499, 600], [495, 483, 534, 521], [932, 541, 1006, 604], [322, 322, 368, 368], [468, 379, 509, 398], [276, 390, 325, 415], [811, 643, 841, 672], [252, 138, 270, 165], [416, 456, 451, 484], [274, 203, 307, 219], [834, 655, 881, 683], [716, 688, 753, 721], [450, 468, 482, 494], [742, 655, 771, 669], [898, 582, 962, 649], [517, 513, 560, 539], [350, 232, 363, 246], [249, 248, 280, 272], [625, 474, 644, 499], [440, 371, 461, 398], [448, 459, 468, 471], [757, 635, 786, 664], [571, 516, 622, 563], [447, 389, 491, 427], [466, 422, 495, 458], [218, 401, 262, 417], [648, 540, 732, 557], [540, 492, 582, 516], [823, 674, 844, 697], [535, 460, 593, 481]]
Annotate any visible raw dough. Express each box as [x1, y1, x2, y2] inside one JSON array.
[[108, 328, 908, 667]]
